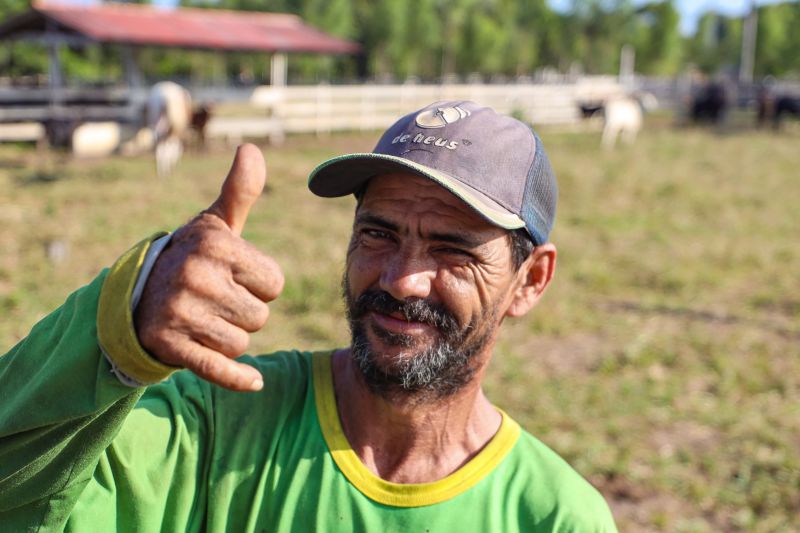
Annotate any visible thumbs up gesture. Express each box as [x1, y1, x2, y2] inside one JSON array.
[[135, 144, 284, 392]]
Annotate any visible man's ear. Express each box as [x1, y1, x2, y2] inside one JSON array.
[[505, 243, 557, 318]]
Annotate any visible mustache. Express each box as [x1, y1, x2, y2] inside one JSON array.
[[349, 289, 459, 334]]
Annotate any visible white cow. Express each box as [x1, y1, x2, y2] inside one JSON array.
[[146, 81, 192, 177], [600, 92, 658, 150]]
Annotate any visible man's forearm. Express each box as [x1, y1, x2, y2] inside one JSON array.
[[0, 235, 169, 527], [0, 273, 144, 523]]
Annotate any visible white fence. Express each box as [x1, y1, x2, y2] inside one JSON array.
[[206, 77, 624, 142], [0, 77, 625, 144], [4, 75, 798, 144]]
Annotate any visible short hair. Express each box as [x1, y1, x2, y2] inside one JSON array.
[[509, 228, 535, 271]]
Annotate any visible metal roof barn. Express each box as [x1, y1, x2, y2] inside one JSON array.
[[0, 2, 360, 144], [0, 1, 360, 54]]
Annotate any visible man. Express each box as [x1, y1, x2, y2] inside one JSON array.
[[0, 101, 617, 531]]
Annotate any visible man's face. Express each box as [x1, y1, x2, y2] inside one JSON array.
[[343, 172, 527, 401]]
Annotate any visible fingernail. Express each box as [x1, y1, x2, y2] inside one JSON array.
[[251, 378, 264, 391]]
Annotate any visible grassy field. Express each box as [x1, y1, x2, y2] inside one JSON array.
[[1, 122, 798, 531]]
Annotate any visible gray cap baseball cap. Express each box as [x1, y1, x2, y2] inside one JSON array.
[[307, 100, 557, 245]]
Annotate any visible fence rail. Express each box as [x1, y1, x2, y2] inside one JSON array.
[[1, 78, 626, 144], [237, 79, 624, 139]]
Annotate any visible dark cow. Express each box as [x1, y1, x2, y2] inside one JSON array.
[[690, 82, 728, 125], [190, 102, 214, 149], [757, 88, 800, 129], [578, 102, 604, 119]]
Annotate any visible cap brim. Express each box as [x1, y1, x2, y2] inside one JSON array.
[[308, 153, 525, 230]]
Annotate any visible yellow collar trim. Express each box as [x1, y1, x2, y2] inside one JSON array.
[[312, 351, 520, 508]]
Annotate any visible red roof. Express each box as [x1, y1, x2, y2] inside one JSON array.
[[11, 1, 359, 54]]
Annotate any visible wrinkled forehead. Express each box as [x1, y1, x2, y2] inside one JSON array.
[[356, 173, 508, 238], [361, 172, 452, 198]]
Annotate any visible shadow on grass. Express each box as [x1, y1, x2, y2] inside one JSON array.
[[16, 171, 66, 185], [0, 158, 29, 170], [598, 300, 800, 340]]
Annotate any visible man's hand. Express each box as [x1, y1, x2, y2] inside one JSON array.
[[135, 144, 284, 392]]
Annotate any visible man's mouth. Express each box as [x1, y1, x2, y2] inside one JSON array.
[[369, 311, 436, 336]]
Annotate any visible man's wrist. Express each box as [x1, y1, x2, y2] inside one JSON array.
[[97, 233, 179, 387], [131, 233, 173, 310]]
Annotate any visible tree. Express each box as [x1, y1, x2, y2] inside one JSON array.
[[294, 0, 355, 81], [517, 0, 563, 72], [685, 11, 742, 75], [633, 1, 682, 75], [755, 2, 800, 77], [0, 0, 47, 78], [0, 0, 26, 18]]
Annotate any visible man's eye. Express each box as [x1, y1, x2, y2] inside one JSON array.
[[363, 229, 391, 240], [439, 247, 472, 258]]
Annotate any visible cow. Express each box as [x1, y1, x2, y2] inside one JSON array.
[[189, 102, 214, 149], [690, 82, 728, 125], [757, 87, 800, 129], [579, 92, 658, 150], [146, 81, 193, 177]]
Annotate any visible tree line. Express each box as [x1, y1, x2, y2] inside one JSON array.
[[1, 0, 799, 84]]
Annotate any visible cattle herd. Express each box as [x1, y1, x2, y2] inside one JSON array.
[[578, 79, 800, 149], [27, 78, 800, 166], [140, 77, 800, 170]]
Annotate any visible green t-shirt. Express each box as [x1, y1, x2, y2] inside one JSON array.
[[0, 240, 617, 532]]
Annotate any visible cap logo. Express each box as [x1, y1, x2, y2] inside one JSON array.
[[415, 106, 471, 129]]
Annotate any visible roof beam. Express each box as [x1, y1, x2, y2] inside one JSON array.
[[5, 31, 94, 47]]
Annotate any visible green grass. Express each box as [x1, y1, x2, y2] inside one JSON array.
[[1, 123, 798, 531]]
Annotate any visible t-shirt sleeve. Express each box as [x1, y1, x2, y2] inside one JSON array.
[[510, 430, 619, 532], [65, 371, 215, 532], [552, 482, 618, 533], [0, 234, 210, 531]]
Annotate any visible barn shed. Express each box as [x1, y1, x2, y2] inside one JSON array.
[[0, 1, 360, 140]]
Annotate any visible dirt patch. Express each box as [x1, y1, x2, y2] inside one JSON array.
[[649, 420, 722, 460], [592, 472, 735, 532], [507, 332, 610, 378], [593, 473, 686, 531], [598, 299, 800, 341]]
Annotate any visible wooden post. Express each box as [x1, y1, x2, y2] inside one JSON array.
[[121, 45, 143, 88], [739, 0, 758, 85], [619, 44, 635, 90], [270, 53, 287, 87], [46, 23, 63, 96]]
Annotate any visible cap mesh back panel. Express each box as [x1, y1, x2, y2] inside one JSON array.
[[520, 131, 558, 245]]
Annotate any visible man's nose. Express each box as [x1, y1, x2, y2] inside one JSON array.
[[379, 252, 435, 301]]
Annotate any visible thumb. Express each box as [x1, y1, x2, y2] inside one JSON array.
[[207, 144, 266, 235]]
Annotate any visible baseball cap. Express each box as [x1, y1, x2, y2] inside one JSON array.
[[307, 100, 557, 245]]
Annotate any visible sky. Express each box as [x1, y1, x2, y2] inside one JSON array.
[[548, 0, 789, 34]]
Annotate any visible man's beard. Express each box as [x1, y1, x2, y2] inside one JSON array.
[[342, 275, 497, 403]]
